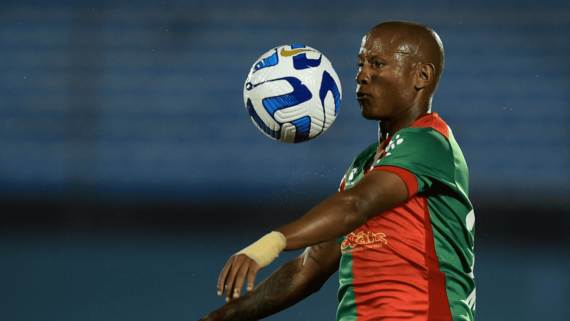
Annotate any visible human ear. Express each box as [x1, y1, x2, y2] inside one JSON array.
[[415, 63, 435, 90]]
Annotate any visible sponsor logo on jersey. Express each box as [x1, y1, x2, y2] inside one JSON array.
[[341, 231, 388, 254]]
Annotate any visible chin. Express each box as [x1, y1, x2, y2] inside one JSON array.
[[360, 109, 381, 120], [360, 102, 387, 120], [360, 113, 374, 120], [361, 113, 377, 120]]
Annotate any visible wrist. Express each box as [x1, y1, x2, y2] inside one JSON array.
[[237, 231, 286, 268]]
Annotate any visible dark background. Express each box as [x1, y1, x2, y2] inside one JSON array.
[[1, 0, 569, 320]]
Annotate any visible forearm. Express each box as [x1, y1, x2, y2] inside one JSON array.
[[205, 260, 315, 321], [277, 192, 366, 251], [207, 171, 406, 318], [277, 170, 408, 251]]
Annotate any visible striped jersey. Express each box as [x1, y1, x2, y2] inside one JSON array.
[[335, 113, 476, 321]]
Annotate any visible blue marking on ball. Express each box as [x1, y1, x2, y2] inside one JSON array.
[[319, 71, 341, 116], [293, 53, 322, 70], [253, 49, 279, 73], [262, 77, 312, 117], [247, 98, 281, 139], [291, 116, 311, 143]]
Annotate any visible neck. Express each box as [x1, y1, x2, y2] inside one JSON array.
[[378, 104, 431, 142]]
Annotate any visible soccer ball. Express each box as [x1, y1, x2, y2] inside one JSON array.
[[243, 44, 342, 143]]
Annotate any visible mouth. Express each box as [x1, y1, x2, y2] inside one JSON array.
[[356, 92, 370, 100]]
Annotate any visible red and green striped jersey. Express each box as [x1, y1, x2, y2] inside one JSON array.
[[335, 113, 476, 321]]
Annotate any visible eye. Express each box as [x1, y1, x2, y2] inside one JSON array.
[[374, 61, 385, 67]]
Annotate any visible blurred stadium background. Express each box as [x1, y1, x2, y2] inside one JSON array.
[[1, 0, 569, 320]]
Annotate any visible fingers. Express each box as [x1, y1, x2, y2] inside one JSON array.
[[225, 255, 246, 302], [246, 261, 260, 292], [217, 257, 234, 297], [231, 257, 255, 299], [217, 254, 261, 303]]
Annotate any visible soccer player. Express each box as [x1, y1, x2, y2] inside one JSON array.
[[199, 21, 475, 321]]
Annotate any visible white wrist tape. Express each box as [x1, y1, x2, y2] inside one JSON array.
[[236, 231, 287, 268]]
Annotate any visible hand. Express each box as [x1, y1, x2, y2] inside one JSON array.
[[218, 253, 261, 303]]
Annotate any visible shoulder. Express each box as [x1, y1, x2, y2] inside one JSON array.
[[373, 125, 455, 177], [409, 112, 450, 139], [387, 126, 451, 156], [358, 142, 380, 157], [351, 141, 379, 164]]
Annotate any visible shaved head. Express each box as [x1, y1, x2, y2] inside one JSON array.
[[355, 21, 445, 128], [367, 21, 445, 90]]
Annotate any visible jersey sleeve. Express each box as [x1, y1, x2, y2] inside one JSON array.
[[371, 127, 455, 198], [338, 168, 349, 192]]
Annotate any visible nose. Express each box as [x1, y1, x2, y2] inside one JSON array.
[[355, 65, 370, 85]]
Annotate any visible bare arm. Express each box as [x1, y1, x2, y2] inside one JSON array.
[[278, 169, 408, 250], [199, 240, 341, 321], [218, 170, 408, 302]]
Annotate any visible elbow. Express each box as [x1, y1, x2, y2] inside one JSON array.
[[338, 192, 370, 230], [304, 273, 329, 295], [306, 281, 325, 295]]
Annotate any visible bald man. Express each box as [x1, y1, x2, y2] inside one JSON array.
[[199, 21, 476, 321]]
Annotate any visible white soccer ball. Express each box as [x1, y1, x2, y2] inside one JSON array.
[[243, 44, 342, 143]]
